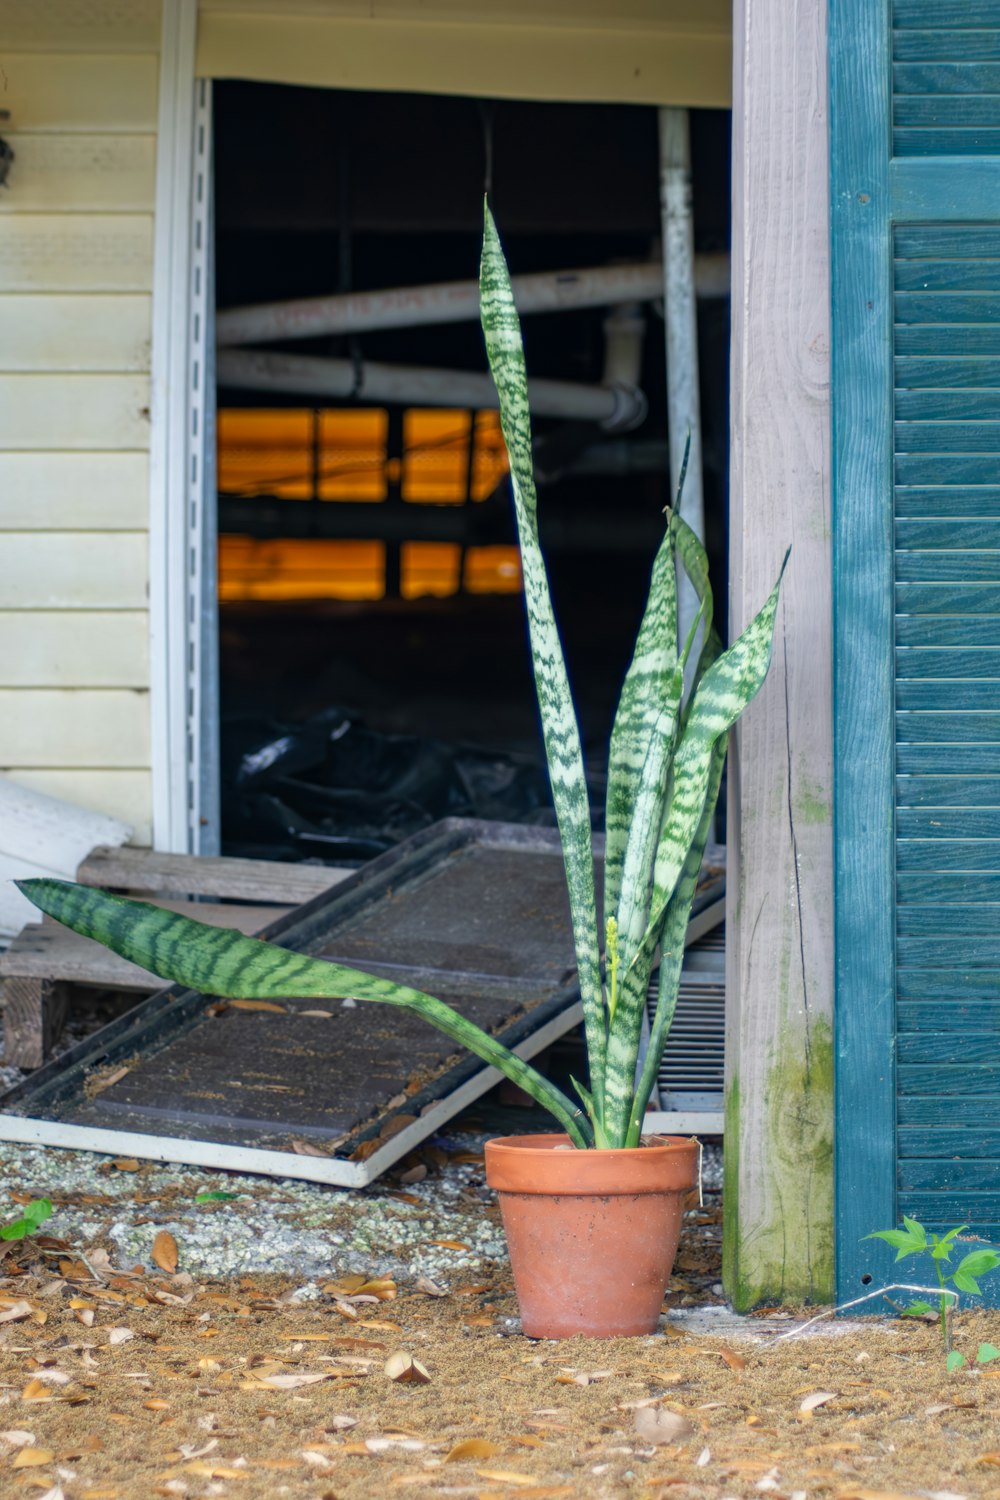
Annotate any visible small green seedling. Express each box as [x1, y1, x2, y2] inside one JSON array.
[[865, 1215, 1000, 1361], [946, 1342, 1000, 1374], [1, 1197, 53, 1241], [195, 1191, 237, 1203]]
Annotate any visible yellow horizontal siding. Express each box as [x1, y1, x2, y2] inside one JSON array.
[[4, 770, 153, 845], [0, 374, 151, 450], [0, 453, 149, 530], [0, 689, 150, 768], [0, 296, 152, 372], [3, 54, 159, 131], [0, 9, 160, 848], [0, 534, 148, 609], [0, 133, 156, 212], [0, 215, 154, 292], [0, 612, 150, 688], [2, 0, 161, 54]]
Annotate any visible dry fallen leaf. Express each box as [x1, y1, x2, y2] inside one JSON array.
[[108, 1328, 134, 1346], [291, 1139, 331, 1157], [423, 1238, 471, 1251], [384, 1352, 431, 1384], [799, 1390, 837, 1418], [244, 1372, 334, 1390], [228, 999, 287, 1013], [0, 1429, 35, 1447], [634, 1407, 694, 1445], [151, 1231, 178, 1275], [111, 1158, 140, 1172], [834, 1491, 930, 1500], [445, 1438, 501, 1462], [12, 1447, 55, 1468], [415, 1275, 448, 1297], [21, 1379, 53, 1403], [180, 1462, 249, 1479], [718, 1346, 747, 1372], [0, 1300, 34, 1324], [475, 1470, 546, 1488]]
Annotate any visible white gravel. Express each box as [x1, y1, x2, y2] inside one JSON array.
[[0, 1132, 722, 1284]]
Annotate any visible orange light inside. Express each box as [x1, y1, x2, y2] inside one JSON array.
[[401, 542, 462, 599], [464, 545, 523, 595], [218, 537, 385, 602], [218, 407, 512, 601]]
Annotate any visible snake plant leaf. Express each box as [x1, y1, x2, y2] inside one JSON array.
[[598, 554, 786, 1144], [672, 510, 716, 700], [625, 729, 727, 1146], [614, 595, 704, 969], [480, 202, 606, 1122], [632, 552, 789, 982], [16, 878, 591, 1148], [603, 521, 678, 931]]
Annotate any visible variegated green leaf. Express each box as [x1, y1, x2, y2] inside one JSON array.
[[630, 553, 788, 984], [600, 555, 785, 1143], [615, 595, 704, 969], [625, 730, 727, 1146], [17, 878, 591, 1148], [480, 203, 606, 1122], [672, 510, 716, 700], [603, 523, 678, 930]]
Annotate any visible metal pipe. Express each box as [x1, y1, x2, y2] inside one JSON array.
[[216, 254, 730, 347], [217, 348, 647, 431], [602, 303, 646, 390]]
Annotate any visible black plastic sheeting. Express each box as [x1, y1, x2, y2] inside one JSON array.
[[221, 709, 607, 863]]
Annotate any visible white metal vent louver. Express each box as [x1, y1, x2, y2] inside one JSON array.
[[646, 921, 725, 1117]]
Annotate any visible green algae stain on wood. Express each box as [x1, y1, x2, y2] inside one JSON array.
[[723, 1018, 835, 1310]]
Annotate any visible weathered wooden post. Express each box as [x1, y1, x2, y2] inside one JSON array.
[[724, 0, 834, 1308]]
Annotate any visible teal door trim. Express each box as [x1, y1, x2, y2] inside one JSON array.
[[830, 0, 899, 1297]]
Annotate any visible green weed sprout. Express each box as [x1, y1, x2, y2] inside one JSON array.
[[1, 1197, 53, 1241], [865, 1215, 1000, 1368]]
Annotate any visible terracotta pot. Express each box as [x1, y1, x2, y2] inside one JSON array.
[[485, 1132, 698, 1339]]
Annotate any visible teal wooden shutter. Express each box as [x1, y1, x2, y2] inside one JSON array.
[[833, 0, 1000, 1301]]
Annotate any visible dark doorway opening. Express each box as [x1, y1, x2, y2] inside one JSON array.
[[213, 81, 731, 865]]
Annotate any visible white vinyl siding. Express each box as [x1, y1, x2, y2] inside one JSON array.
[[0, 5, 160, 845]]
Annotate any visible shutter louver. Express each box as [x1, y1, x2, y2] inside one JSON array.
[[894, 227, 1000, 1236], [894, 1, 1000, 159]]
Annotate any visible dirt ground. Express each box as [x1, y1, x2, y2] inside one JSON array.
[[2, 1180, 1000, 1500]]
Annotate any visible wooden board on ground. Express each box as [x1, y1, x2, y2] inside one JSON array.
[[77, 845, 350, 904], [0, 819, 725, 1188]]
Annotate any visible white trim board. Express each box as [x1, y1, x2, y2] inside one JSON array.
[[147, 0, 207, 853]]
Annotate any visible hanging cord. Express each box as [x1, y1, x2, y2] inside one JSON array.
[[479, 100, 496, 205], [337, 118, 364, 397]]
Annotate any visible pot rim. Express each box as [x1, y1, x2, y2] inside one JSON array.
[[484, 1132, 699, 1196]]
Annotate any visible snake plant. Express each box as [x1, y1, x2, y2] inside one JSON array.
[[18, 205, 786, 1152]]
